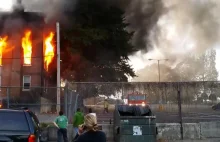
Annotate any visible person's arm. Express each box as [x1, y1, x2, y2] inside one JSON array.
[[53, 118, 59, 128], [73, 133, 79, 141], [65, 116, 68, 126]]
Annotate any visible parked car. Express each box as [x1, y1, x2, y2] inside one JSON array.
[[212, 103, 220, 110], [0, 108, 41, 142]]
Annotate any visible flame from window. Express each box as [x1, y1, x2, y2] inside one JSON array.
[[22, 31, 32, 65], [0, 36, 8, 66], [44, 32, 55, 71]]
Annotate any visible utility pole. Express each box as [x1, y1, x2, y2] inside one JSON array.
[[56, 22, 61, 113], [148, 58, 168, 109], [157, 60, 160, 82], [148, 59, 168, 83]]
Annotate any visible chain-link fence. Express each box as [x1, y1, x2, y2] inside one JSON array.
[[1, 81, 220, 123], [0, 86, 79, 123], [69, 81, 220, 123]]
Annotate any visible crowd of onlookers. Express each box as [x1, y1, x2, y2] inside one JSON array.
[[54, 99, 109, 142]]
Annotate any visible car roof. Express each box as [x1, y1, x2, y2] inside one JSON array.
[[0, 109, 25, 112]]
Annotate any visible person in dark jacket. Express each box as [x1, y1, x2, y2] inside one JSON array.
[[74, 113, 106, 142]]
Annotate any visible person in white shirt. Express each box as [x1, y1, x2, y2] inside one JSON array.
[[89, 108, 96, 117]]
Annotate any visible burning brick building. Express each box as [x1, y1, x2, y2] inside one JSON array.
[[0, 2, 56, 103]]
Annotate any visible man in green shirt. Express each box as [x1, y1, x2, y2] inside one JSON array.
[[54, 111, 68, 142], [73, 108, 84, 134]]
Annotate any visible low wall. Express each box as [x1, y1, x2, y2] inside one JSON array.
[[157, 123, 200, 140], [42, 121, 220, 142], [43, 124, 112, 142], [101, 122, 220, 141]]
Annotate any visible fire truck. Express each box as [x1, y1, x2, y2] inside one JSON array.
[[127, 92, 147, 106]]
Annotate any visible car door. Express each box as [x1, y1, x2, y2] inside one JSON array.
[[28, 111, 41, 141]]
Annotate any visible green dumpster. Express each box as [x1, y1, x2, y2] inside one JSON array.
[[113, 105, 156, 142]]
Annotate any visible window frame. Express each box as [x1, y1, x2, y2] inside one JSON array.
[[23, 75, 31, 91]]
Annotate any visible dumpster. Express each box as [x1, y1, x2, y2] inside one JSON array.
[[113, 105, 156, 142]]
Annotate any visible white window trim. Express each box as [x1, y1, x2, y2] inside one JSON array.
[[23, 75, 31, 91]]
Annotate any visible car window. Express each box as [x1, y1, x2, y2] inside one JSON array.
[[0, 111, 29, 131], [28, 111, 40, 126]]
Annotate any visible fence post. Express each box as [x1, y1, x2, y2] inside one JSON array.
[[74, 94, 79, 113], [64, 85, 68, 117], [68, 91, 73, 121], [122, 83, 124, 104], [177, 83, 183, 140], [7, 88, 10, 109]]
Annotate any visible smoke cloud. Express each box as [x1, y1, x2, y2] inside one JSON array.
[[0, 0, 164, 46], [130, 0, 220, 81], [0, 0, 75, 22], [1, 0, 217, 81]]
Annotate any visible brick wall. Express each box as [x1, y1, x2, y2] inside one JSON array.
[[0, 11, 45, 99]]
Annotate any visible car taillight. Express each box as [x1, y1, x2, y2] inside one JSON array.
[[28, 134, 36, 142]]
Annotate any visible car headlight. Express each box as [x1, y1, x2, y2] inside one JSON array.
[[141, 102, 146, 107]]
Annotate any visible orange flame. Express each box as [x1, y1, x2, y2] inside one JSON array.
[[22, 31, 32, 65], [0, 36, 8, 66], [44, 32, 55, 71]]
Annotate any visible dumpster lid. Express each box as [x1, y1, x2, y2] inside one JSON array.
[[119, 115, 156, 119]]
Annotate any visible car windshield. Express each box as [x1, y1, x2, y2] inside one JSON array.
[[0, 111, 29, 131], [128, 95, 145, 100]]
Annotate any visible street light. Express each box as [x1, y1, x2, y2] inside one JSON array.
[[148, 58, 169, 108], [148, 59, 169, 82]]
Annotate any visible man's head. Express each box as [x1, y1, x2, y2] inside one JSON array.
[[77, 108, 81, 112], [59, 111, 64, 116], [89, 108, 92, 113]]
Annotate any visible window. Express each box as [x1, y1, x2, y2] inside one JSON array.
[[0, 111, 29, 131], [128, 95, 146, 101], [28, 111, 40, 128], [23, 75, 31, 90]]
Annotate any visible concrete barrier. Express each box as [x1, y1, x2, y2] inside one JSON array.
[[48, 125, 73, 142], [156, 123, 200, 140], [200, 121, 220, 138], [101, 124, 113, 140], [46, 124, 112, 142], [44, 121, 220, 141]]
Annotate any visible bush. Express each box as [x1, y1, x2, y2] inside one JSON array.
[[40, 122, 53, 129]]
